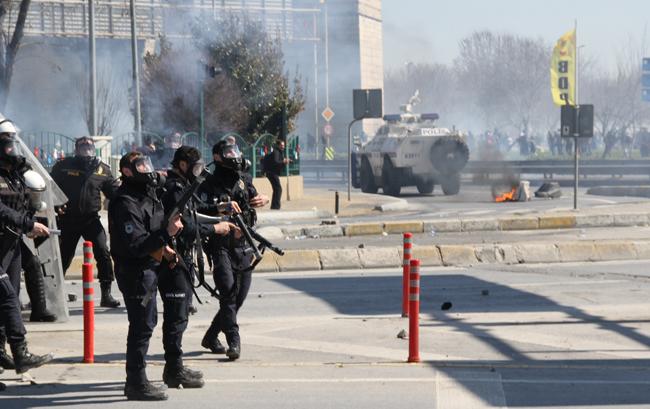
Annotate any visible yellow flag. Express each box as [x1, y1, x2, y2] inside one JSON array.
[[550, 29, 576, 106]]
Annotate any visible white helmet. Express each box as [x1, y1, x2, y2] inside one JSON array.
[[23, 169, 47, 212], [0, 118, 17, 136]]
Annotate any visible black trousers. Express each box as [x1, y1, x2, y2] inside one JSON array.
[[115, 266, 157, 385], [59, 215, 114, 282], [266, 173, 282, 210], [0, 241, 26, 345], [157, 262, 190, 369], [205, 247, 252, 345]]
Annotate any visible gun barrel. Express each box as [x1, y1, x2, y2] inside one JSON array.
[[49, 229, 61, 235]]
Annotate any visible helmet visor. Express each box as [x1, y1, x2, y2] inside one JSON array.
[[75, 141, 96, 157], [133, 156, 154, 174], [0, 138, 20, 158], [221, 144, 241, 159]]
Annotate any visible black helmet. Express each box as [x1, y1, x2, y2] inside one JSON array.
[[212, 140, 242, 171], [75, 137, 96, 158], [120, 152, 158, 186], [172, 146, 204, 181]]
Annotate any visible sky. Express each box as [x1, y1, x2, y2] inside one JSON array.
[[382, 0, 649, 73]]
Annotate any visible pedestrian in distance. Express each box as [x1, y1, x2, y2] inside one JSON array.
[[108, 152, 186, 401], [0, 118, 53, 375], [50, 136, 121, 308], [263, 139, 290, 210]]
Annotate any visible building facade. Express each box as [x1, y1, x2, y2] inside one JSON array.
[[7, 0, 383, 153]]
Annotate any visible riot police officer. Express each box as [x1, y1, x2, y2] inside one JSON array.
[[51, 136, 121, 308], [0, 119, 53, 374], [109, 152, 190, 401], [200, 141, 268, 360], [158, 146, 239, 388]]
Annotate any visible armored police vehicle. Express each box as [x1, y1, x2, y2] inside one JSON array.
[[352, 93, 470, 196]]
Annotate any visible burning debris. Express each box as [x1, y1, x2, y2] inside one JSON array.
[[491, 180, 531, 202]]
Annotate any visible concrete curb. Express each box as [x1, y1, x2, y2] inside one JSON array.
[[276, 210, 650, 240], [66, 238, 650, 278]]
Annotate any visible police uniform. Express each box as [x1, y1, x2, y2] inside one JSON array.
[[0, 134, 52, 374], [51, 155, 120, 307], [109, 179, 168, 390], [0, 164, 34, 365], [199, 164, 257, 359], [158, 168, 211, 383]]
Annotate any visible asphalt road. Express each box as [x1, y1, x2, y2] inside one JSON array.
[[300, 180, 650, 225], [4, 261, 650, 408]]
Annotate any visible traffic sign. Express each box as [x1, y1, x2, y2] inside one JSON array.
[[323, 123, 333, 136], [322, 107, 335, 122]]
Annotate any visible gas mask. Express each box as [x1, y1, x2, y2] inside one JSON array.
[[23, 169, 47, 212], [185, 159, 206, 182], [75, 140, 96, 158], [218, 144, 243, 171], [128, 155, 159, 187], [0, 136, 23, 169]]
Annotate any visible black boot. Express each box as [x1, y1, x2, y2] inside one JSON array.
[[100, 281, 121, 308], [24, 255, 57, 322], [0, 335, 15, 370], [201, 332, 226, 354], [124, 381, 168, 401], [226, 340, 241, 361], [10, 341, 53, 374], [163, 365, 205, 389]]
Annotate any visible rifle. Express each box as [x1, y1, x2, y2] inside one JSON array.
[[142, 175, 205, 307], [232, 213, 285, 271]]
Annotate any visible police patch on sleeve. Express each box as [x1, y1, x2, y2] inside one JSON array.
[[124, 223, 134, 234]]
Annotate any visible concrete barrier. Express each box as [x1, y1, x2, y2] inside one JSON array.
[[358, 247, 401, 268], [461, 219, 499, 232], [556, 242, 598, 262], [423, 219, 461, 233], [613, 213, 649, 227], [411, 245, 443, 266], [276, 250, 321, 272], [256, 252, 280, 272], [344, 223, 384, 237], [538, 215, 576, 229], [594, 241, 637, 261], [575, 214, 614, 228], [303, 225, 344, 238], [318, 248, 361, 269], [633, 241, 650, 259], [383, 221, 424, 234], [495, 244, 519, 264], [499, 217, 539, 231], [439, 245, 478, 266], [514, 243, 560, 263]]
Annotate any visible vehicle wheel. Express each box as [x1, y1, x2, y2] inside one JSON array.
[[360, 158, 378, 194], [416, 180, 434, 195], [382, 158, 401, 196], [441, 173, 461, 195], [430, 136, 470, 174]]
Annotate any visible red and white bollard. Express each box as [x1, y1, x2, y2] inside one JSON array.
[[82, 241, 95, 364], [408, 259, 421, 363], [402, 232, 412, 317]]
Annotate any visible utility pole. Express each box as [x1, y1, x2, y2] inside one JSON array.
[[130, 0, 143, 146], [88, 0, 97, 136]]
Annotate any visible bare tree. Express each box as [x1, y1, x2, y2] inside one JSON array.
[[454, 31, 552, 135], [78, 65, 126, 136], [0, 0, 31, 110]]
